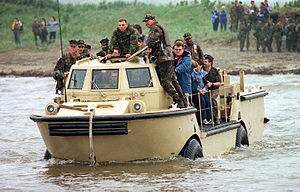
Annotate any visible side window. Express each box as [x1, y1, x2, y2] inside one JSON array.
[[126, 68, 153, 88], [68, 69, 86, 89], [92, 69, 119, 89]]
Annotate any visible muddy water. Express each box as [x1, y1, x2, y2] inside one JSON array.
[[0, 75, 299, 191]]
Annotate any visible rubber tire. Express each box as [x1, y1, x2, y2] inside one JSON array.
[[44, 149, 52, 160], [183, 139, 204, 160], [236, 126, 249, 147]]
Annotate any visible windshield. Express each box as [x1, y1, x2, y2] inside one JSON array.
[[68, 69, 86, 89], [92, 69, 119, 89], [126, 68, 153, 88]]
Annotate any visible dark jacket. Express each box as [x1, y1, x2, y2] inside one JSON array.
[[203, 67, 221, 91]]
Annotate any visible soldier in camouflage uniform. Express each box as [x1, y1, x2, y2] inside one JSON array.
[[232, 1, 238, 32], [229, 2, 235, 32], [296, 21, 300, 52], [250, 0, 258, 27], [254, 19, 265, 52], [262, 22, 270, 53], [273, 20, 284, 52], [108, 18, 139, 58], [265, 19, 274, 52], [183, 33, 204, 67], [143, 14, 187, 108], [238, 20, 250, 52], [236, 1, 244, 31], [286, 20, 297, 52], [96, 38, 109, 57], [53, 40, 78, 93], [77, 40, 89, 60]]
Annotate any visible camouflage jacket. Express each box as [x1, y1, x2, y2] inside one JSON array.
[[237, 5, 244, 17], [296, 24, 300, 39], [185, 43, 204, 65], [238, 23, 250, 39], [53, 52, 77, 80], [254, 23, 264, 39], [146, 21, 172, 62], [273, 24, 283, 38], [203, 67, 221, 91], [78, 48, 90, 60], [109, 26, 139, 55], [262, 25, 271, 40], [286, 23, 297, 40]]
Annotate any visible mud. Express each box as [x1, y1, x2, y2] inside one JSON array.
[[0, 41, 299, 77]]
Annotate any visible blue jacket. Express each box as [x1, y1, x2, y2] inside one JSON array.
[[175, 51, 193, 94], [220, 10, 227, 22], [191, 68, 208, 93], [211, 10, 219, 24]]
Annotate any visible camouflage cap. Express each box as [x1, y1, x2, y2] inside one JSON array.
[[69, 40, 77, 46], [142, 14, 155, 22], [77, 40, 85, 47], [100, 38, 109, 45], [183, 33, 192, 40]]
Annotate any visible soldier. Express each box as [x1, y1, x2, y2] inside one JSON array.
[[266, 19, 274, 52], [296, 20, 300, 52], [107, 18, 139, 58], [262, 22, 270, 53], [286, 20, 297, 52], [273, 20, 284, 52], [232, 0, 238, 32], [53, 40, 78, 93], [229, 2, 235, 32], [132, 24, 148, 46], [237, 1, 244, 30], [183, 33, 204, 67], [85, 44, 92, 57], [238, 20, 250, 52], [77, 40, 89, 60], [143, 14, 187, 108], [32, 16, 41, 46], [203, 54, 221, 125], [96, 38, 109, 57], [254, 19, 265, 52]]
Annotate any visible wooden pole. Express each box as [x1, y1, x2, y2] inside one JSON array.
[[224, 87, 228, 122], [89, 110, 96, 166], [198, 92, 203, 129], [209, 90, 214, 126]]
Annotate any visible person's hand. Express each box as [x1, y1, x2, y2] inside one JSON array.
[[191, 60, 198, 67], [207, 81, 213, 87], [175, 68, 177, 73], [63, 72, 69, 77], [125, 54, 131, 58], [106, 54, 112, 59]]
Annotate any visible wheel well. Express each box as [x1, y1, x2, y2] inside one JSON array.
[[240, 120, 248, 134], [179, 134, 202, 156]]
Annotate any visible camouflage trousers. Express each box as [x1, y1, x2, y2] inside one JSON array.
[[256, 38, 266, 52], [231, 16, 238, 32], [157, 60, 185, 103], [266, 38, 273, 52], [246, 32, 250, 50], [240, 36, 246, 51], [273, 36, 282, 52]]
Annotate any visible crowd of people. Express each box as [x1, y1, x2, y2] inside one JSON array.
[[53, 15, 222, 125], [11, 16, 59, 45], [211, 0, 300, 52]]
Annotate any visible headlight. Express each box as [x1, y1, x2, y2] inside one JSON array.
[[45, 103, 59, 115], [130, 101, 146, 113], [134, 103, 141, 111]]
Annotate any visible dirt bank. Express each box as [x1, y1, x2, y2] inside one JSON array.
[[0, 41, 299, 77]]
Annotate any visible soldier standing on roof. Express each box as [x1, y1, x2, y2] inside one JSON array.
[[143, 14, 187, 108], [53, 40, 78, 93]]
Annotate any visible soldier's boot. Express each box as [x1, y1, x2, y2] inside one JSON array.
[[262, 48, 266, 53], [240, 49, 244, 52]]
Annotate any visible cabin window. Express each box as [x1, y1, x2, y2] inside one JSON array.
[[126, 68, 153, 88], [68, 69, 86, 89], [92, 69, 119, 89]]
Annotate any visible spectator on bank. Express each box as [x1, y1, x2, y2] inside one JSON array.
[[32, 16, 41, 46], [211, 6, 220, 31], [40, 18, 48, 44], [11, 18, 23, 45], [48, 16, 59, 44], [220, 6, 227, 31]]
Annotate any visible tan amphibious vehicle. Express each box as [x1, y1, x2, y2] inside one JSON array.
[[30, 55, 268, 163]]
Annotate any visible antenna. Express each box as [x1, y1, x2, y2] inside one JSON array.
[[57, 0, 63, 57]]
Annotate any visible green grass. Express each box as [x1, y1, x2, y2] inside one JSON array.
[[1, 0, 298, 52]]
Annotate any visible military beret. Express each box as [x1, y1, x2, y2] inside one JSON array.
[[69, 40, 77, 46], [85, 44, 91, 49], [77, 40, 85, 47], [183, 33, 192, 40], [203, 54, 214, 63], [143, 14, 155, 22], [100, 38, 109, 45]]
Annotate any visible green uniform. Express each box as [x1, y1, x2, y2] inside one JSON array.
[[53, 52, 77, 93], [185, 43, 204, 65], [250, 5, 258, 26], [229, 4, 235, 32], [237, 4, 244, 30], [238, 22, 250, 51], [96, 46, 108, 57], [286, 23, 297, 52], [146, 21, 185, 106], [254, 22, 265, 52], [273, 23, 283, 52], [109, 26, 139, 55], [231, 5, 238, 32], [296, 24, 300, 52], [265, 23, 274, 52], [78, 48, 90, 60]]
